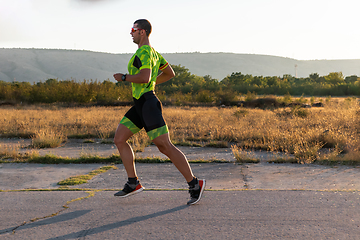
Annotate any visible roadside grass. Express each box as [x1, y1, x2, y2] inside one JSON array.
[[172, 140, 202, 147], [30, 129, 66, 148], [0, 97, 359, 165], [28, 153, 123, 164], [57, 166, 118, 186], [172, 140, 228, 148], [231, 145, 260, 164], [2, 149, 358, 166], [266, 158, 298, 164], [0, 151, 229, 164], [205, 140, 229, 148], [315, 150, 360, 166], [0, 143, 21, 160]]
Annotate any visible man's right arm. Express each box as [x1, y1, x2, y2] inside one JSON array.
[[113, 68, 151, 83]]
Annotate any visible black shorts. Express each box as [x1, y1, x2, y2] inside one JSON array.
[[120, 91, 169, 140]]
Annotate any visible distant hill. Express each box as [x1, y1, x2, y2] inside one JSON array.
[[1, 48, 360, 83]]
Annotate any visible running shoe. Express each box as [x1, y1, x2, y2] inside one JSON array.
[[187, 179, 205, 205], [114, 181, 144, 197]]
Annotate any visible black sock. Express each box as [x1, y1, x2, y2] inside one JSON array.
[[188, 177, 198, 187], [128, 177, 138, 185]]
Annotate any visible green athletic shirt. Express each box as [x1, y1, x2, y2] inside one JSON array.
[[128, 45, 169, 99]]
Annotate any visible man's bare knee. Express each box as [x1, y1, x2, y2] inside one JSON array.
[[114, 124, 133, 147], [155, 142, 172, 155], [113, 137, 121, 147], [114, 133, 123, 146]]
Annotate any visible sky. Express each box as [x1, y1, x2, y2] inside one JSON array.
[[1, 0, 359, 60]]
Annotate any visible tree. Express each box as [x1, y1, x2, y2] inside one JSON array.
[[157, 64, 206, 94], [324, 72, 345, 85], [345, 75, 358, 83], [309, 73, 320, 82], [221, 72, 246, 86]]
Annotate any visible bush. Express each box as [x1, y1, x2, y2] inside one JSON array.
[[195, 90, 215, 103], [0, 70, 359, 106]]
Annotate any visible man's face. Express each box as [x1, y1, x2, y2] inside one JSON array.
[[131, 23, 142, 44]]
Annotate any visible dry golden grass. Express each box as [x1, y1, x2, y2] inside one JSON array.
[[231, 145, 260, 164], [0, 143, 21, 160], [0, 106, 125, 139], [0, 141, 39, 160], [0, 97, 359, 163], [30, 129, 67, 148]]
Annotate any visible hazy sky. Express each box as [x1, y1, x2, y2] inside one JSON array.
[[1, 0, 359, 60]]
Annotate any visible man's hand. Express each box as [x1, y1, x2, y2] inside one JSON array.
[[113, 73, 124, 82]]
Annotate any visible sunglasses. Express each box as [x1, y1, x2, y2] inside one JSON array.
[[131, 27, 144, 33]]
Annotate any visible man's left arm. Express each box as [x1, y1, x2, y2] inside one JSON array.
[[156, 65, 175, 84]]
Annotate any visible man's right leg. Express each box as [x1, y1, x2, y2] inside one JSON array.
[[113, 123, 144, 197]]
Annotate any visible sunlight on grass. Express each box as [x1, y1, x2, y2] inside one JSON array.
[[0, 143, 20, 160], [0, 97, 359, 164], [231, 145, 260, 164], [31, 129, 66, 148]]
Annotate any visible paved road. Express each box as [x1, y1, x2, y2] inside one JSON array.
[[1, 190, 360, 239], [1, 163, 360, 239]]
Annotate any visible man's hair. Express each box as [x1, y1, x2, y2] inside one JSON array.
[[134, 19, 152, 37]]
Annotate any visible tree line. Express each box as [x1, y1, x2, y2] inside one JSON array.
[[0, 65, 359, 105]]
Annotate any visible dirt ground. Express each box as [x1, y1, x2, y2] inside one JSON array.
[[1, 138, 289, 161], [1, 138, 360, 192]]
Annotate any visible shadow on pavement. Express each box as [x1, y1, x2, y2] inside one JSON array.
[[47, 204, 189, 240], [0, 210, 91, 235]]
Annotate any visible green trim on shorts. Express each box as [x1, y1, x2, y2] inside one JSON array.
[[147, 125, 169, 141], [120, 116, 141, 134]]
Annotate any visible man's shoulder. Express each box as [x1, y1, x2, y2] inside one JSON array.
[[136, 46, 164, 61], [136, 45, 152, 54], [137, 45, 162, 55]]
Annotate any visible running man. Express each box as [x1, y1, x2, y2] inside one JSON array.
[[113, 19, 205, 205]]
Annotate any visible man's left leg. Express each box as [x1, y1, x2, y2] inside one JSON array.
[[152, 133, 194, 182], [152, 133, 205, 205]]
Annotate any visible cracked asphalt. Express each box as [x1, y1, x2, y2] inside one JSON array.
[[2, 190, 360, 240], [1, 144, 360, 239]]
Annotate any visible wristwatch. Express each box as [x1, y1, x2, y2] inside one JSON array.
[[121, 74, 127, 81]]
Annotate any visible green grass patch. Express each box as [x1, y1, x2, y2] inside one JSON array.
[[188, 159, 229, 163], [173, 141, 203, 147], [1, 141, 360, 166], [205, 141, 229, 148], [267, 158, 298, 164], [57, 166, 117, 186], [68, 134, 98, 139], [22, 153, 123, 164], [135, 157, 171, 163], [0, 152, 231, 164], [315, 159, 360, 166], [173, 140, 230, 148]]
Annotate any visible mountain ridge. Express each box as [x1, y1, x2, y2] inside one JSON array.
[[1, 48, 359, 83]]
